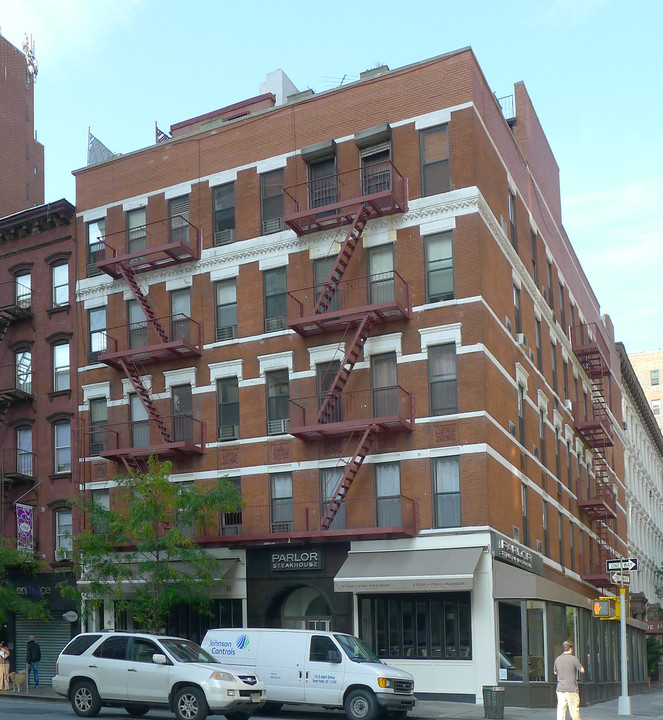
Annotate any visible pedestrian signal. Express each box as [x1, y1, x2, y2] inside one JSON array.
[[592, 597, 618, 619]]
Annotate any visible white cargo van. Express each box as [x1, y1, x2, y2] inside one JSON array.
[[201, 628, 415, 720]]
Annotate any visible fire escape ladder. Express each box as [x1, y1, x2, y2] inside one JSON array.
[[117, 263, 168, 344], [316, 312, 377, 425], [117, 356, 172, 444], [0, 399, 9, 429], [0, 314, 11, 347], [320, 424, 377, 531], [120, 455, 150, 475], [313, 205, 369, 316]]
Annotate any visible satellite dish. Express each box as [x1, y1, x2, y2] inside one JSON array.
[[63, 611, 78, 623]]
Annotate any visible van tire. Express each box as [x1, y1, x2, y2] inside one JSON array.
[[174, 686, 209, 720], [71, 680, 102, 717], [345, 689, 378, 720]]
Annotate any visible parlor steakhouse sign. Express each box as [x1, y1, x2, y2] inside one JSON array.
[[272, 550, 321, 571]]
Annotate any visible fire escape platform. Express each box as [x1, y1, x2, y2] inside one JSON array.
[[288, 272, 411, 337], [283, 163, 408, 237], [100, 440, 205, 463], [99, 339, 202, 368], [577, 496, 617, 520], [574, 418, 614, 449], [97, 241, 200, 278]]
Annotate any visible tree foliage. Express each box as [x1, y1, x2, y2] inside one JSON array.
[[0, 540, 52, 625], [67, 456, 243, 632]]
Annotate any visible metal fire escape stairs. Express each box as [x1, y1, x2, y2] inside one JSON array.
[[573, 329, 617, 583], [0, 301, 31, 429], [313, 205, 378, 531], [115, 262, 172, 470]]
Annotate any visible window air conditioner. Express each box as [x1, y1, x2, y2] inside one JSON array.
[[516, 333, 528, 349], [213, 228, 235, 246]]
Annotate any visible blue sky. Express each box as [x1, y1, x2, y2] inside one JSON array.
[[3, 0, 661, 353]]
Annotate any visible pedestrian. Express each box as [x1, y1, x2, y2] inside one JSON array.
[[0, 641, 9, 691], [553, 640, 585, 720], [26, 635, 41, 688]]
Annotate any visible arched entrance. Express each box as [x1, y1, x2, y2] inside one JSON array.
[[280, 586, 332, 630]]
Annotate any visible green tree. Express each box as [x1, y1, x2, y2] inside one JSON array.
[[67, 456, 243, 632], [0, 541, 52, 625], [646, 635, 663, 678]]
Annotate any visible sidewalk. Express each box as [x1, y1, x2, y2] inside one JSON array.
[[3, 683, 663, 719]]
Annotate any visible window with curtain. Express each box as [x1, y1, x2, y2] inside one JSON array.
[[316, 361, 341, 424], [264, 267, 287, 332], [213, 183, 235, 245], [321, 467, 345, 529], [55, 508, 73, 552], [314, 256, 339, 313], [426, 232, 454, 303], [217, 377, 240, 440], [368, 244, 394, 304], [170, 288, 191, 342], [53, 342, 70, 391], [428, 344, 457, 415], [376, 463, 401, 527], [88, 307, 107, 363], [215, 279, 238, 341], [261, 169, 284, 234], [420, 125, 450, 196], [433, 456, 460, 528], [89, 397, 108, 455], [266, 369, 290, 434], [128, 299, 148, 349], [270, 472, 293, 532], [372, 352, 398, 418], [126, 207, 146, 255], [52, 263, 69, 307], [54, 421, 71, 473]]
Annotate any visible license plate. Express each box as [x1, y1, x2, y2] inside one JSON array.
[[251, 693, 260, 703]]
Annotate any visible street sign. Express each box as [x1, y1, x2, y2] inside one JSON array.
[[611, 572, 631, 585], [606, 558, 638, 572]]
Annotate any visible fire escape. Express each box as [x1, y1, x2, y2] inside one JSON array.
[[92, 218, 206, 472], [284, 161, 414, 533], [570, 323, 617, 588], [0, 279, 36, 482]]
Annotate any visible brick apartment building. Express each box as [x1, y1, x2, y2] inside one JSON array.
[[0, 199, 79, 677], [73, 49, 648, 705], [0, 32, 44, 217], [629, 350, 663, 433]]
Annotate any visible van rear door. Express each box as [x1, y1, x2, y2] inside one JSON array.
[[304, 634, 345, 706], [256, 631, 307, 703]]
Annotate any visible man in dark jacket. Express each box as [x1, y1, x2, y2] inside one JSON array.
[[26, 636, 41, 688]]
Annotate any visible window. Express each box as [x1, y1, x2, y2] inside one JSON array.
[[433, 456, 460, 527], [215, 279, 238, 341], [361, 144, 391, 195], [94, 636, 128, 660], [16, 425, 33, 476], [651, 370, 660, 386], [559, 283, 566, 330], [89, 397, 108, 455], [55, 508, 73, 552], [130, 393, 149, 447], [15, 349, 32, 394], [368, 244, 394, 304], [171, 384, 193, 442], [535, 319, 542, 371], [15, 271, 31, 308], [372, 352, 398, 417], [221, 477, 243, 535], [425, 231, 453, 302], [521, 484, 529, 547], [508, 191, 517, 250], [652, 400, 661, 417], [270, 472, 293, 532], [87, 219, 105, 276], [128, 299, 148, 349], [309, 157, 337, 208], [376, 463, 401, 527], [420, 125, 450, 196], [517, 385, 526, 445], [264, 267, 287, 332], [321, 467, 345, 530], [428, 344, 458, 415], [217, 377, 239, 440], [317, 361, 342, 424], [88, 307, 107, 363], [130, 638, 160, 663], [52, 263, 69, 307], [551, 345, 558, 396], [359, 593, 471, 660], [569, 522, 575, 572], [531, 231, 538, 285], [261, 169, 284, 234], [558, 513, 564, 566], [513, 285, 521, 334], [563, 359, 569, 401], [543, 500, 549, 556], [539, 409, 547, 466], [547, 261, 554, 310], [266, 369, 289, 434], [126, 207, 146, 255], [169, 195, 190, 245], [52, 342, 70, 391], [314, 256, 339, 313], [170, 288, 191, 341], [54, 421, 71, 473], [213, 183, 235, 245]]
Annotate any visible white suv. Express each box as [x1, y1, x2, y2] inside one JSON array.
[[53, 631, 265, 720]]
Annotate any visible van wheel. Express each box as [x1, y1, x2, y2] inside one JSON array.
[[345, 689, 378, 720], [174, 686, 209, 720], [71, 680, 102, 717]]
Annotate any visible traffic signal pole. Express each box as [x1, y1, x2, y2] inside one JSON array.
[[618, 585, 631, 716]]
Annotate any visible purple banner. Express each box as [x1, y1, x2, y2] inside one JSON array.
[[16, 503, 34, 553]]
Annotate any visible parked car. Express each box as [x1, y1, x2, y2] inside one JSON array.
[[202, 628, 416, 720], [52, 631, 265, 720]]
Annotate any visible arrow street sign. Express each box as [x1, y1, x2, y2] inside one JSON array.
[[611, 572, 631, 585], [606, 558, 638, 572]]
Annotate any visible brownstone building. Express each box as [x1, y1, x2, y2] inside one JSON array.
[[0, 199, 78, 678], [0, 33, 44, 217], [73, 49, 647, 705]]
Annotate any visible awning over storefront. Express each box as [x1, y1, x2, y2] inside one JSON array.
[[334, 547, 483, 593]]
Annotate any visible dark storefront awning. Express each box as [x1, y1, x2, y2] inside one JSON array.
[[334, 547, 483, 593]]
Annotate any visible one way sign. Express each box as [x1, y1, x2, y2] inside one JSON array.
[[606, 558, 639, 572]]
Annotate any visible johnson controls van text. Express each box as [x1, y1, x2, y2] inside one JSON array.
[[202, 628, 415, 720]]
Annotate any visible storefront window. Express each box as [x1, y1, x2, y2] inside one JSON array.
[[359, 593, 471, 660], [498, 600, 523, 681], [527, 601, 546, 681]]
